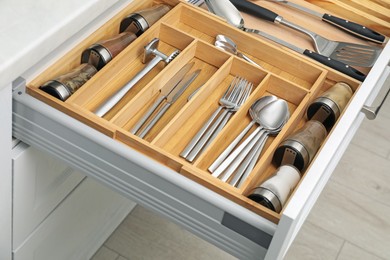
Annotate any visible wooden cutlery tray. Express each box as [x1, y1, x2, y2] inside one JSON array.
[[26, 0, 382, 223]]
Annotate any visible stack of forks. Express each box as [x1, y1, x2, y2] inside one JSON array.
[[181, 76, 253, 162]]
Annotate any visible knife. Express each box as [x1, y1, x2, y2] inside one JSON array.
[[267, 0, 386, 44], [204, 0, 366, 81], [131, 62, 195, 135], [137, 69, 201, 138]]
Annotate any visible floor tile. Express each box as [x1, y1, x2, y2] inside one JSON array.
[[90, 246, 119, 260], [337, 242, 384, 260], [285, 222, 344, 260], [115, 256, 128, 260], [307, 181, 390, 259], [330, 142, 390, 207], [104, 206, 235, 260], [351, 115, 390, 159]]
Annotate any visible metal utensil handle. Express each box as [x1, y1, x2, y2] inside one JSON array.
[[209, 120, 256, 173], [180, 106, 223, 158], [137, 102, 171, 138], [237, 133, 268, 188], [322, 14, 385, 44], [220, 127, 263, 182], [131, 95, 165, 134], [212, 126, 262, 178], [94, 55, 163, 117], [186, 109, 229, 162], [237, 53, 262, 68], [229, 130, 266, 187], [194, 110, 234, 161]]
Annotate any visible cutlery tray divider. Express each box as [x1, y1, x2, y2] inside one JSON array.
[[151, 56, 269, 154], [25, 0, 365, 223]]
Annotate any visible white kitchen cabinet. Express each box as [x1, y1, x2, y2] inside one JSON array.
[[10, 0, 390, 259], [13, 178, 135, 260], [12, 142, 85, 248]]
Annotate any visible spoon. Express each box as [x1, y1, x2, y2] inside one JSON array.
[[230, 105, 289, 187], [214, 37, 262, 68], [209, 95, 278, 173], [215, 99, 289, 182]]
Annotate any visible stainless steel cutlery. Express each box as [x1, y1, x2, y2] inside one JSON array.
[[204, 0, 367, 81], [181, 76, 253, 162], [264, 0, 386, 44], [94, 38, 180, 117], [229, 0, 382, 68], [210, 96, 289, 188], [215, 35, 263, 68], [132, 65, 201, 138]]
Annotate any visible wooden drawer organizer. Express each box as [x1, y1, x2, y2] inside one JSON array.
[[26, 0, 387, 224]]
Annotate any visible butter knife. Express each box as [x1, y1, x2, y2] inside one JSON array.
[[137, 69, 201, 138], [131, 62, 195, 134]]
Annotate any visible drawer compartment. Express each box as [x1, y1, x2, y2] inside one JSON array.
[[24, 0, 365, 224], [13, 0, 390, 259]]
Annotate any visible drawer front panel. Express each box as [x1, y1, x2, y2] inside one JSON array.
[[12, 142, 85, 249], [13, 92, 275, 260]]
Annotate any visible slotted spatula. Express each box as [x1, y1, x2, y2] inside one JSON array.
[[229, 0, 382, 67]]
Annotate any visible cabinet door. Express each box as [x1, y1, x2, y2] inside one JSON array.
[[12, 142, 85, 249], [12, 178, 135, 260]]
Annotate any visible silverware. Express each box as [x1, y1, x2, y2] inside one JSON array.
[[93, 38, 180, 117], [209, 95, 277, 173], [264, 0, 386, 44], [229, 104, 289, 187], [180, 76, 252, 162], [136, 69, 201, 138], [214, 35, 263, 68], [131, 62, 195, 135], [211, 99, 289, 184], [229, 0, 382, 67], [204, 0, 366, 81]]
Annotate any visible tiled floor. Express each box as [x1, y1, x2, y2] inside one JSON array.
[[91, 77, 390, 260]]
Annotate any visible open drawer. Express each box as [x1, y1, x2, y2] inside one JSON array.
[[12, 0, 390, 259]]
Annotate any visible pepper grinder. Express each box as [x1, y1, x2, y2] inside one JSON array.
[[272, 120, 327, 172], [307, 82, 353, 130], [248, 165, 301, 213], [81, 4, 170, 70], [39, 63, 97, 101]]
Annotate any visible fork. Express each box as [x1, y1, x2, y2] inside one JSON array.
[[186, 0, 205, 7], [181, 77, 252, 162]]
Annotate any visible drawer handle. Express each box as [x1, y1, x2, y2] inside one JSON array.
[[361, 77, 390, 120]]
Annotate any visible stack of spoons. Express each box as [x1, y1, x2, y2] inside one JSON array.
[[209, 95, 290, 188]]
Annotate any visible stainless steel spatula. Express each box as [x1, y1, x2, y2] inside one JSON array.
[[266, 0, 386, 44], [229, 0, 382, 67]]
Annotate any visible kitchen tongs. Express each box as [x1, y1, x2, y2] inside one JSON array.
[[229, 0, 382, 67]]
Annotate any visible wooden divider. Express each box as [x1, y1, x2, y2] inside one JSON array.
[[25, 0, 368, 223]]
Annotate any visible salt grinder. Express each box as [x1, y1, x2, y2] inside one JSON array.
[[272, 120, 327, 172], [248, 165, 301, 213], [119, 5, 171, 34], [307, 82, 353, 130], [39, 63, 97, 101], [81, 5, 170, 70]]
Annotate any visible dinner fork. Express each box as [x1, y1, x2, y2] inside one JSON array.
[[181, 76, 252, 162]]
